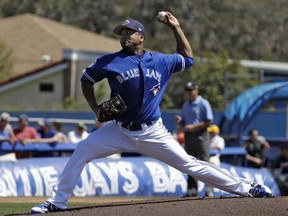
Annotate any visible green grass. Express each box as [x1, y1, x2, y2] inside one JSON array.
[[0, 202, 89, 215]]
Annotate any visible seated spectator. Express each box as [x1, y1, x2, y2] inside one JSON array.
[[14, 114, 40, 158], [0, 112, 18, 162], [52, 121, 68, 143], [243, 129, 271, 169], [37, 119, 57, 139], [273, 143, 288, 195], [67, 122, 89, 144], [0, 112, 16, 145], [32, 119, 59, 158], [36, 119, 68, 143]]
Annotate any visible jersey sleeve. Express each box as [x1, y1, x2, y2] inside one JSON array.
[[157, 53, 194, 75], [81, 57, 109, 84]]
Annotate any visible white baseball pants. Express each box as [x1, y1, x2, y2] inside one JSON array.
[[48, 118, 251, 208]]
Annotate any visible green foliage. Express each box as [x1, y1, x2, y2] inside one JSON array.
[[94, 80, 110, 103], [63, 97, 81, 110], [162, 51, 256, 109], [1, 0, 287, 61], [0, 0, 287, 109], [0, 41, 12, 81]]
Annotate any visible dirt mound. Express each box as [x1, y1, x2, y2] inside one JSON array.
[[25, 196, 288, 216]]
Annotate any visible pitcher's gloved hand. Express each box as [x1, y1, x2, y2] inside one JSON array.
[[98, 93, 127, 122]]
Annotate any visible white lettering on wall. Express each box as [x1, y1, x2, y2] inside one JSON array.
[[97, 162, 119, 194], [30, 168, 44, 196], [74, 163, 111, 196], [167, 166, 186, 192], [15, 168, 31, 196], [0, 169, 17, 196], [0, 159, 272, 197], [73, 166, 90, 196], [144, 161, 169, 192], [117, 161, 139, 194], [39, 167, 58, 196], [87, 163, 110, 195]]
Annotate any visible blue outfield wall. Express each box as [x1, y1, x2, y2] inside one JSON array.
[[0, 157, 280, 197]]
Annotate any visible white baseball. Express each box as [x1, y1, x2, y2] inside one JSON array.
[[157, 11, 167, 22]]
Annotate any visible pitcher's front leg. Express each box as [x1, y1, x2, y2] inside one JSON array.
[[47, 121, 132, 208]]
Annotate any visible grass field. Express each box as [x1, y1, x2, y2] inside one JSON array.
[[0, 197, 152, 215], [0, 202, 93, 215]]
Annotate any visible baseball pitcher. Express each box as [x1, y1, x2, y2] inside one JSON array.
[[32, 11, 272, 214]]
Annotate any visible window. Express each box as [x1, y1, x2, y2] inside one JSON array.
[[39, 83, 54, 92]]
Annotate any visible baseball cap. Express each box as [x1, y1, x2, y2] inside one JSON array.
[[18, 113, 29, 121], [207, 125, 220, 134], [114, 19, 145, 37], [185, 82, 198, 91], [0, 112, 10, 121], [38, 119, 52, 127], [77, 122, 87, 130]]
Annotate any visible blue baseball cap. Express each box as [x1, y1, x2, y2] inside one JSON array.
[[114, 19, 145, 37]]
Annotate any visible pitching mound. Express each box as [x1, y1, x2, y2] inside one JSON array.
[[19, 196, 288, 216]]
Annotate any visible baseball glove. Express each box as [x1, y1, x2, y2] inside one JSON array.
[[98, 93, 127, 122]]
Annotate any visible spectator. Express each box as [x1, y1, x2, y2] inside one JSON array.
[[32, 119, 58, 158], [207, 124, 225, 166], [37, 119, 57, 140], [33, 119, 67, 145], [175, 81, 213, 197], [67, 122, 89, 144], [243, 129, 271, 169], [273, 143, 288, 195], [206, 124, 225, 197], [0, 112, 16, 145], [0, 112, 18, 162], [14, 114, 40, 158], [52, 121, 68, 143]]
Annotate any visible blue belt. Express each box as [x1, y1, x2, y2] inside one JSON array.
[[121, 121, 153, 131]]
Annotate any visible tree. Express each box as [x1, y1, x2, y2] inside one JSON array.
[[0, 0, 287, 110], [162, 51, 257, 109]]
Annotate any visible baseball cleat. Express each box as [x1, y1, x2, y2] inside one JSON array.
[[31, 201, 66, 214], [248, 183, 273, 198]]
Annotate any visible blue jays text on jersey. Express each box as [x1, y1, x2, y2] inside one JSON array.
[[81, 49, 194, 125], [116, 68, 162, 84]]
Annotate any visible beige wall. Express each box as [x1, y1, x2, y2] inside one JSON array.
[[0, 72, 65, 110]]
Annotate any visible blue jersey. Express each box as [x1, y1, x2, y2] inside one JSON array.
[[181, 96, 213, 125], [81, 49, 194, 125]]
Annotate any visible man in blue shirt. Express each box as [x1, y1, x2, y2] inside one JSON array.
[[32, 11, 272, 214], [175, 81, 213, 196]]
